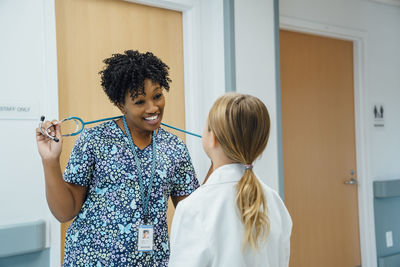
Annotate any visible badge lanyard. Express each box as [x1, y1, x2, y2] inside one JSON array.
[[123, 116, 155, 252]]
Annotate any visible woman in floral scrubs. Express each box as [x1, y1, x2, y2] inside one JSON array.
[[36, 50, 199, 266]]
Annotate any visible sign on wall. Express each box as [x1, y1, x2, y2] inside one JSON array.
[[0, 101, 39, 120], [373, 103, 385, 128]]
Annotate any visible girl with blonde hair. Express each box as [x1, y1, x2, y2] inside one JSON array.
[[169, 93, 292, 267]]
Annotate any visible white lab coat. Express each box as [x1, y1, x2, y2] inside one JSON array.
[[169, 163, 292, 267]]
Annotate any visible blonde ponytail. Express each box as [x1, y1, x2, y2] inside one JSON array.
[[236, 170, 270, 250], [208, 93, 271, 250]]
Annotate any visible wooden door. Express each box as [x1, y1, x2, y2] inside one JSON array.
[[55, 0, 185, 262], [280, 30, 361, 267]]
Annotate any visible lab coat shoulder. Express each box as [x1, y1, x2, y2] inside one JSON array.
[[261, 182, 293, 266], [263, 183, 292, 232], [170, 180, 246, 267], [169, 187, 213, 267]]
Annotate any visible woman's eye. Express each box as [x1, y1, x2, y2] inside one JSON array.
[[135, 100, 145, 105], [154, 93, 162, 100]]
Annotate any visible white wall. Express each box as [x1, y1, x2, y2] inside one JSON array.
[[0, 0, 60, 265], [365, 2, 400, 181], [234, 0, 279, 190]]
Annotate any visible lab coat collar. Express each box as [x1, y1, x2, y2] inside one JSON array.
[[203, 163, 245, 186]]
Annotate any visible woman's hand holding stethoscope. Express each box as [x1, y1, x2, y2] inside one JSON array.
[[36, 116, 63, 161]]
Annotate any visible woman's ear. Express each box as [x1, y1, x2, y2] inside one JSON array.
[[116, 103, 126, 114]]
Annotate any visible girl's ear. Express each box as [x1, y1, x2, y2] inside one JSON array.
[[210, 130, 218, 148]]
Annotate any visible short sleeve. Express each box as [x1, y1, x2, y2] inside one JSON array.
[[63, 129, 95, 186], [169, 201, 210, 267], [170, 142, 199, 196]]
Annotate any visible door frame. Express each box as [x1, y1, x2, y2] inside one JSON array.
[[42, 0, 225, 266], [279, 16, 376, 267]]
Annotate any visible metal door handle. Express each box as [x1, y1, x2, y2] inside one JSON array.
[[344, 178, 358, 185]]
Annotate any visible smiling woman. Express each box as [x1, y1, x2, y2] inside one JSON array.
[[36, 50, 199, 266], [99, 50, 170, 149]]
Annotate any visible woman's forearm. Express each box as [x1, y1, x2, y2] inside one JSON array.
[[42, 159, 80, 222]]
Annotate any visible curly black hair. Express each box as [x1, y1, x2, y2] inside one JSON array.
[[99, 50, 171, 105]]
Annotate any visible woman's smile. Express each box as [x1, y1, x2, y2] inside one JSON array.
[[144, 114, 161, 125]]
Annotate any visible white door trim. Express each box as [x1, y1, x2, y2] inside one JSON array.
[[280, 16, 376, 267]]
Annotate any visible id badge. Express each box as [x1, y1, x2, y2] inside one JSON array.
[[138, 225, 154, 252]]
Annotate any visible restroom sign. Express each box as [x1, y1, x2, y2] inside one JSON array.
[[0, 101, 39, 120], [373, 104, 384, 128]]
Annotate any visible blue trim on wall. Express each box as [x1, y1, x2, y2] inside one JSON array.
[[374, 197, 400, 257], [0, 220, 46, 258], [223, 0, 236, 92], [0, 248, 50, 267], [374, 180, 400, 198], [273, 0, 284, 200], [374, 180, 400, 265]]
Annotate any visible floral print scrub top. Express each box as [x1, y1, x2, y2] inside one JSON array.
[[63, 121, 199, 267]]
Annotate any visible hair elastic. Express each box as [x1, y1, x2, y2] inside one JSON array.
[[244, 164, 253, 170]]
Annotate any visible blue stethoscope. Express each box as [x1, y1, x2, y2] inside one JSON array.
[[39, 115, 202, 142]]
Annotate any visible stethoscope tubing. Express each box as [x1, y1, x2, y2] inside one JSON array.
[[39, 115, 201, 142]]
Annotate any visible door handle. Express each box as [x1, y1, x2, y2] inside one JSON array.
[[344, 178, 358, 185]]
